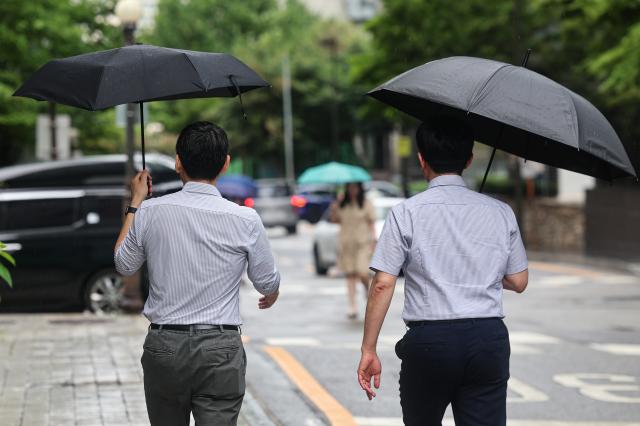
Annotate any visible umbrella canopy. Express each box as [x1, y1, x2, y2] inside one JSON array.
[[298, 162, 371, 185], [217, 175, 257, 199], [14, 44, 268, 111], [368, 56, 637, 181], [14, 44, 269, 170]]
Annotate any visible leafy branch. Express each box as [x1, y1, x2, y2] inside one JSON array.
[[0, 242, 16, 288]]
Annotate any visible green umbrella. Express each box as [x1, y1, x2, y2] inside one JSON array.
[[298, 162, 371, 185]]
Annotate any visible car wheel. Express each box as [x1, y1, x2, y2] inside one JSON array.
[[83, 269, 125, 314], [313, 244, 328, 276], [286, 224, 297, 235]]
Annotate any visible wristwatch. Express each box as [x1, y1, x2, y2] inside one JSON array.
[[124, 205, 138, 216]]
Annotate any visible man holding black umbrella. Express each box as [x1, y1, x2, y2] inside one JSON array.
[[114, 121, 280, 426], [357, 116, 528, 426]]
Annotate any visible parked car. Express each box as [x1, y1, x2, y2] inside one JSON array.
[[365, 180, 404, 198], [295, 183, 336, 224], [252, 179, 299, 234], [0, 154, 181, 313], [312, 196, 405, 275]]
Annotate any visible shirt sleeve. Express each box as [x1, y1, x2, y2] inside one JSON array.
[[505, 208, 528, 275], [246, 215, 280, 295], [369, 207, 409, 276], [114, 207, 147, 276]]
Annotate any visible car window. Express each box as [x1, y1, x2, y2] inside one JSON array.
[[146, 161, 179, 185], [257, 183, 291, 198], [4, 163, 124, 188], [3, 196, 78, 231]]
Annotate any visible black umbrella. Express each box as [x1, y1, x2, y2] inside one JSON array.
[[14, 44, 269, 168], [368, 55, 637, 187]]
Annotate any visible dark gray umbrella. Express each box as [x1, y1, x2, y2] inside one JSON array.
[[14, 44, 269, 167], [368, 55, 637, 183]]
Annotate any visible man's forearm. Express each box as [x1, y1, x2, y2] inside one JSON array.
[[114, 197, 144, 251], [361, 272, 396, 352]]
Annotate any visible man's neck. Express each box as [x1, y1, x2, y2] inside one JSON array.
[[426, 171, 461, 182], [183, 178, 217, 186]]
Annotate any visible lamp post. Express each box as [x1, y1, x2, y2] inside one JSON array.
[[115, 0, 143, 313], [115, 0, 142, 192]]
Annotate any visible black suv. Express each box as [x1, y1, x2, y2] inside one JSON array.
[[0, 154, 181, 313]]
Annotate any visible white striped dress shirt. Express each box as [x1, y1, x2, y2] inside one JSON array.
[[115, 181, 280, 325], [370, 175, 527, 321]]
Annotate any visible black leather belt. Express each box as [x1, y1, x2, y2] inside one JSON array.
[[150, 323, 239, 331], [407, 317, 501, 327]]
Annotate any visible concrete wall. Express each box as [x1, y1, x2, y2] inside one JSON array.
[[521, 199, 585, 253]]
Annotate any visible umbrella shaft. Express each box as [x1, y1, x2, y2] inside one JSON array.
[[140, 102, 145, 170]]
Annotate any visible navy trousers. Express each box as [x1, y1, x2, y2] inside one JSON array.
[[396, 318, 510, 426]]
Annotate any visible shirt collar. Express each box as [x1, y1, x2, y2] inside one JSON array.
[[182, 181, 222, 197], [428, 174, 467, 189]]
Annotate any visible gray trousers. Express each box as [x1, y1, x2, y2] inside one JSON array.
[[141, 327, 246, 426]]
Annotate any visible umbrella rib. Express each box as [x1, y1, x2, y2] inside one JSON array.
[[182, 53, 207, 91], [564, 89, 582, 152], [466, 64, 510, 113]]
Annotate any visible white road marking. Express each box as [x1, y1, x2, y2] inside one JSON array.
[[596, 275, 639, 285], [554, 373, 640, 403], [591, 344, 640, 356], [265, 337, 321, 347], [355, 419, 640, 426], [536, 275, 584, 288], [508, 377, 549, 402], [510, 332, 561, 345]]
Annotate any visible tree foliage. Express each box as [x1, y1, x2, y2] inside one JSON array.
[[147, 0, 370, 176], [353, 0, 640, 176], [0, 0, 120, 165]]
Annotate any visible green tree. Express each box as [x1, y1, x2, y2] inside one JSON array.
[[0, 0, 121, 165], [147, 0, 370, 176]]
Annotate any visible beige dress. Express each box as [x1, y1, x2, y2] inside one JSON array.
[[336, 199, 376, 274]]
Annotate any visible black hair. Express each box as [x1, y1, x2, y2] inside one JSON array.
[[176, 121, 229, 180], [340, 182, 365, 209], [415, 116, 474, 174]]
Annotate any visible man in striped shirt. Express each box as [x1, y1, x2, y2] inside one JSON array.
[[114, 121, 280, 426], [357, 116, 528, 426]]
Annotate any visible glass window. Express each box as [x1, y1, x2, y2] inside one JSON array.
[[4, 197, 77, 230]]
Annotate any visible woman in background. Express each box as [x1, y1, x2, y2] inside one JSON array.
[[331, 182, 376, 319]]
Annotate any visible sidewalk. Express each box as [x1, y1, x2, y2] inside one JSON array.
[[0, 314, 269, 426]]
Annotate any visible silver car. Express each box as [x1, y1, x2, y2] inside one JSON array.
[[253, 179, 300, 234], [312, 196, 405, 275]]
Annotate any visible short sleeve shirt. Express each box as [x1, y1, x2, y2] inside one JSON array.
[[370, 175, 527, 321]]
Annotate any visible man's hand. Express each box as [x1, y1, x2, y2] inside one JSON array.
[[130, 170, 151, 207], [357, 350, 382, 400], [258, 290, 279, 309]]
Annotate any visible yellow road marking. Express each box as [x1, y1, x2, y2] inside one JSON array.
[[264, 346, 357, 426], [529, 261, 605, 279]]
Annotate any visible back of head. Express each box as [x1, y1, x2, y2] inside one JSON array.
[[176, 121, 229, 180], [416, 116, 474, 174]]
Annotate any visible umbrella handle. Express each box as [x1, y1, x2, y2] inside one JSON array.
[[479, 147, 497, 194], [229, 75, 247, 120]]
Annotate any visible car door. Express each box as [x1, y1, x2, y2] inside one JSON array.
[[0, 190, 84, 308]]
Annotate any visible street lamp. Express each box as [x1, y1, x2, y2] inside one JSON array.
[[115, 0, 142, 190], [115, 0, 143, 313]]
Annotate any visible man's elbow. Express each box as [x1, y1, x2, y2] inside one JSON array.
[[513, 281, 528, 293]]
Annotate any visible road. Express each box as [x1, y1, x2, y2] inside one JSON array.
[[0, 224, 638, 426], [240, 225, 640, 425]]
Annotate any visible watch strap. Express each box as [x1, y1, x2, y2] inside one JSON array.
[[125, 205, 138, 215]]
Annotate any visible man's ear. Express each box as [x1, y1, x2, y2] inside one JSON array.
[[417, 152, 426, 170], [464, 153, 474, 170], [220, 155, 231, 175], [175, 154, 182, 174]]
